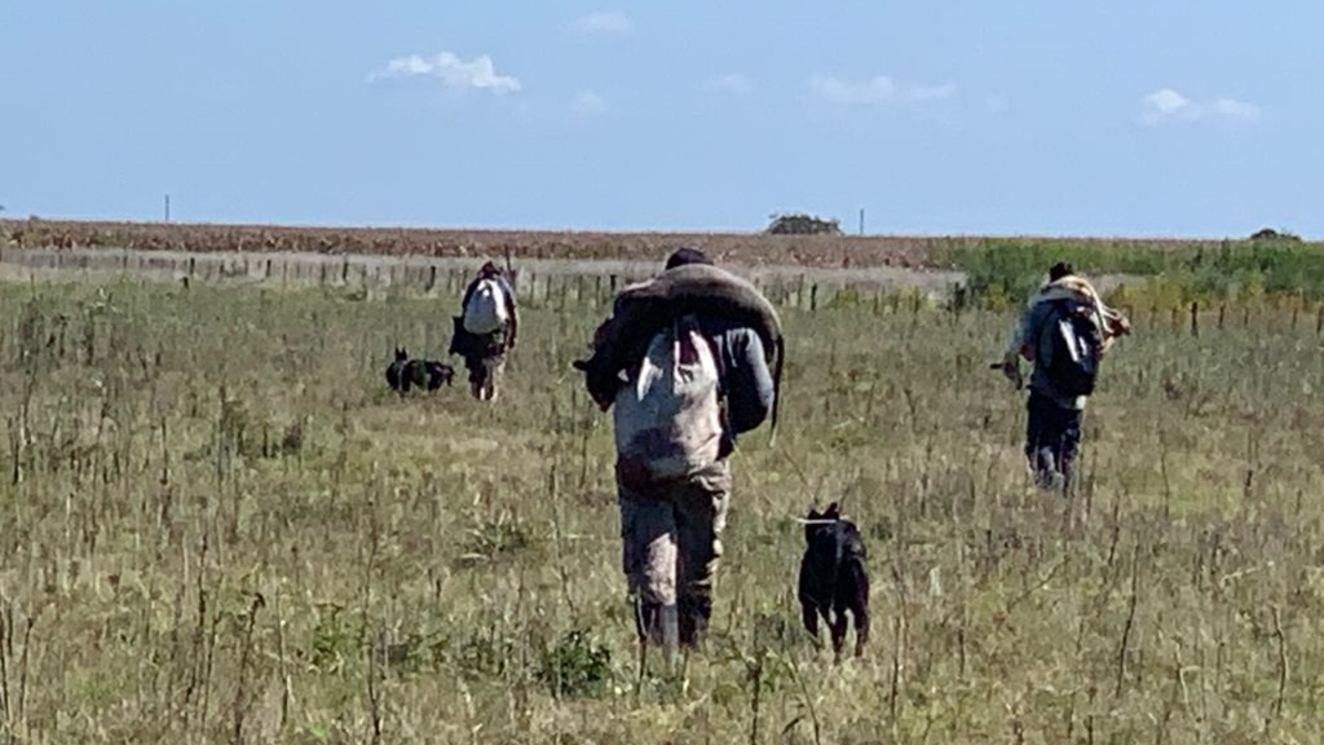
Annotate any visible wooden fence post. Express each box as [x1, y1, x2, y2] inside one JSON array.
[[1190, 301, 1199, 337]]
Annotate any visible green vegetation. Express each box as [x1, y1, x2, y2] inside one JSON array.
[[766, 213, 844, 236], [944, 237, 1324, 308], [1, 277, 1323, 742]]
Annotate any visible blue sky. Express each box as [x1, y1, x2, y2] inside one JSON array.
[[2, 1, 1320, 237]]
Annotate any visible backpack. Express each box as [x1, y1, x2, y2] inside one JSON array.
[[1039, 299, 1104, 397], [463, 278, 509, 335], [613, 320, 724, 481]]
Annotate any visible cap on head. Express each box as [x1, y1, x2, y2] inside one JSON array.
[[665, 247, 712, 270], [1048, 261, 1074, 282]]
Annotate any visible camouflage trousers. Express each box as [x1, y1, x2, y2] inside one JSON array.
[[616, 458, 731, 650]]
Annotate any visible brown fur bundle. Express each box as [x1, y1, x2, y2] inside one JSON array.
[[574, 264, 784, 429]]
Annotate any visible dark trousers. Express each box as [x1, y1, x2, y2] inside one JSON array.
[[1025, 391, 1083, 492]]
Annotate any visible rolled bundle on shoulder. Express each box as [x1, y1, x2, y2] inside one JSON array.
[[575, 264, 785, 429]]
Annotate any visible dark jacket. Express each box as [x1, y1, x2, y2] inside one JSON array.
[[1017, 299, 1088, 411]]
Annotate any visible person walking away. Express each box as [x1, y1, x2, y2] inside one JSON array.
[[450, 261, 518, 401], [575, 247, 781, 657], [1001, 262, 1131, 492]]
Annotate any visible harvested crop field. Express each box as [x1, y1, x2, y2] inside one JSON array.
[[0, 219, 1232, 270]]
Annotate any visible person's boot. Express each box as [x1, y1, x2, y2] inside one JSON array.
[[1032, 448, 1063, 492], [635, 599, 679, 659]]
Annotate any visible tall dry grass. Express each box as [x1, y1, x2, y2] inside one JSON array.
[[0, 277, 1322, 743]]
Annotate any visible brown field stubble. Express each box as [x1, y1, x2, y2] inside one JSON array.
[[0, 218, 1230, 271]]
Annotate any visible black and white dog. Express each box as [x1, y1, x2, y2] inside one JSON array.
[[386, 348, 454, 395], [386, 348, 410, 395], [404, 359, 455, 392]]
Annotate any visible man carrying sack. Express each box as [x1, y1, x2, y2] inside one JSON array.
[[450, 261, 518, 401], [575, 248, 782, 655], [1001, 261, 1131, 493]]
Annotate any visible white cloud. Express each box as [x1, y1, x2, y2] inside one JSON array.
[[570, 90, 607, 119], [704, 73, 754, 96], [1211, 97, 1260, 119], [810, 74, 955, 105], [1144, 88, 1191, 118], [573, 10, 634, 36], [367, 52, 521, 95], [1141, 87, 1260, 125]]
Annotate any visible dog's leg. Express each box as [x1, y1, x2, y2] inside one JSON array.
[[799, 601, 820, 644], [851, 566, 871, 658], [829, 609, 848, 663], [852, 604, 870, 658]]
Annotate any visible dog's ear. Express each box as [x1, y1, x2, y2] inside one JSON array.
[[824, 502, 840, 518], [806, 506, 820, 519]]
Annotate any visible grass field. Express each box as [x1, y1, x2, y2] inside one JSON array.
[[2, 274, 1323, 743]]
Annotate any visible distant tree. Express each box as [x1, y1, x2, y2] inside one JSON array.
[[1250, 227, 1302, 242], [765, 213, 842, 235]]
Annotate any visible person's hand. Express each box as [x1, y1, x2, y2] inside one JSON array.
[[1111, 316, 1133, 337], [1000, 358, 1023, 388]]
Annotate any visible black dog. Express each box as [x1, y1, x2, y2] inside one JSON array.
[[386, 348, 410, 395], [798, 503, 870, 660], [387, 349, 454, 395], [404, 359, 455, 392]]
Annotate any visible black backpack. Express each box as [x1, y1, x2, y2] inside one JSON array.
[[1039, 299, 1104, 397]]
